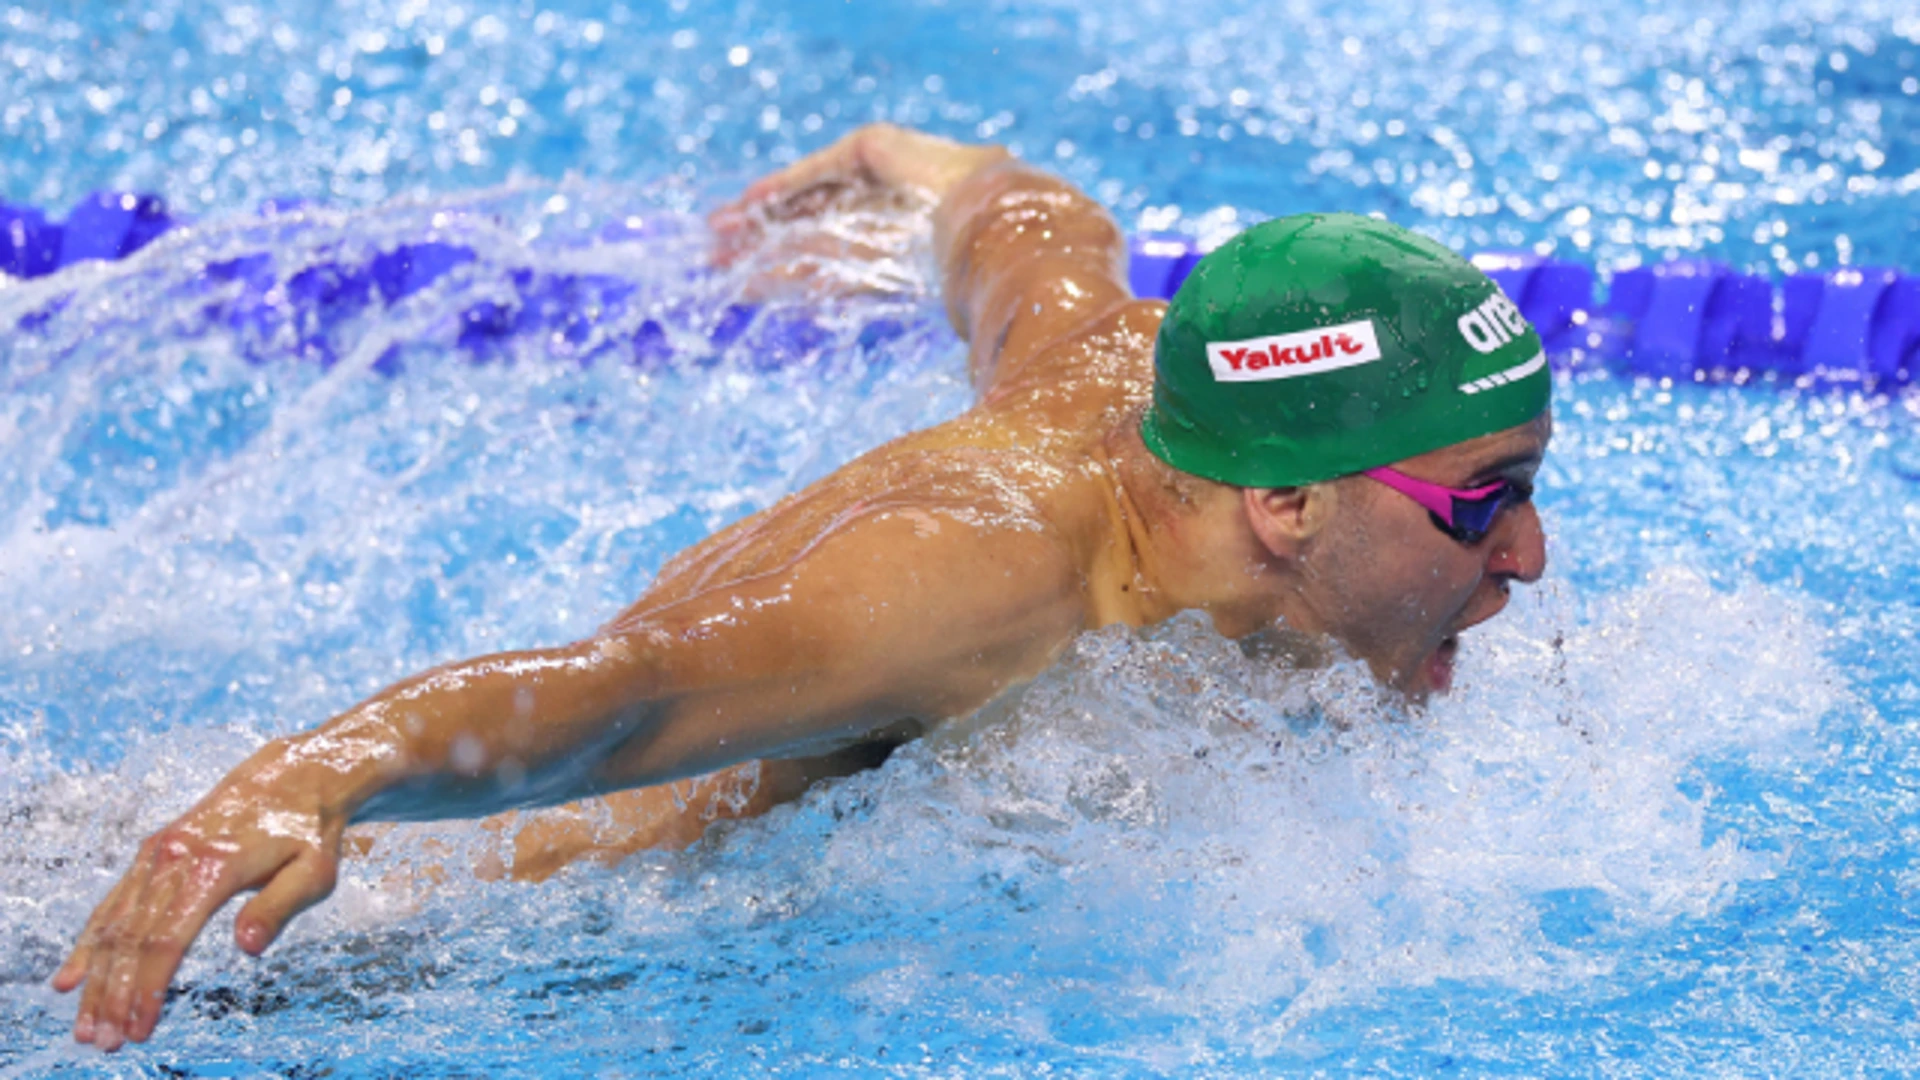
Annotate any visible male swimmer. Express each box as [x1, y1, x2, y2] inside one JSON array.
[[56, 123, 1550, 1050]]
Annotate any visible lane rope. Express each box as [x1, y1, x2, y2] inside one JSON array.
[[5, 193, 1914, 385]]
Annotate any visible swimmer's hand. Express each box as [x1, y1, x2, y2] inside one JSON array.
[[709, 123, 1009, 270], [53, 743, 345, 1052]]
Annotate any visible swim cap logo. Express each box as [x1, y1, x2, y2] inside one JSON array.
[[1454, 290, 1547, 394], [1205, 319, 1383, 383], [1458, 349, 1547, 395], [1457, 292, 1528, 354]]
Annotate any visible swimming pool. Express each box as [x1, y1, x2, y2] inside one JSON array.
[[3, 0, 1918, 1075]]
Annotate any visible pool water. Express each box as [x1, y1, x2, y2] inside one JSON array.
[[3, 0, 1919, 1075]]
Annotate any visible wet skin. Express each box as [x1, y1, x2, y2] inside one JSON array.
[[55, 124, 1551, 1050]]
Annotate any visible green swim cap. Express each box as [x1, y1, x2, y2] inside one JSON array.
[[1140, 213, 1550, 487]]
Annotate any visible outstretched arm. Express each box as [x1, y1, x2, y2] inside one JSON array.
[[57, 497, 1082, 1049], [59, 124, 1116, 1052]]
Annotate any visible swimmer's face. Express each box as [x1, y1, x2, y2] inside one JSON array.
[[1306, 411, 1552, 699]]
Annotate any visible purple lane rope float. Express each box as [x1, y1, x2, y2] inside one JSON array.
[[4, 192, 1915, 386], [1134, 235, 1918, 387]]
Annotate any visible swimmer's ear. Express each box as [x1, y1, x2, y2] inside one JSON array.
[[1242, 483, 1337, 558]]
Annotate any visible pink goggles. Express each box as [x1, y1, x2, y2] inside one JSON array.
[[1362, 466, 1526, 544]]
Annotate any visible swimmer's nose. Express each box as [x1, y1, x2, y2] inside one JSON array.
[[1488, 501, 1547, 585]]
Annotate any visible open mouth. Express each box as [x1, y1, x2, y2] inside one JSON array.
[[1426, 586, 1513, 694], [1426, 635, 1461, 694]]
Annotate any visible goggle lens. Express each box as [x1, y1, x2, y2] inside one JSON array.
[[1363, 466, 1518, 545], [1438, 486, 1513, 543]]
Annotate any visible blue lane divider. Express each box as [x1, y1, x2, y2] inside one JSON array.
[[1138, 235, 1915, 386], [1467, 251, 1595, 357], [4, 192, 1915, 386], [2, 192, 176, 276], [0, 205, 63, 278], [1127, 235, 1204, 304]]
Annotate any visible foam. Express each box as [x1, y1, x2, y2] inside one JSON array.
[[2, 564, 1835, 1070], [3, 0, 1918, 1065], [0, 185, 1901, 1074]]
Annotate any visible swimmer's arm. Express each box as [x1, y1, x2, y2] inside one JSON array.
[[931, 158, 1134, 382], [53, 637, 688, 1049], [585, 510, 1086, 789], [70, 500, 1077, 833], [56, 509, 1083, 1049], [708, 123, 1012, 289], [345, 511, 1084, 814], [711, 123, 1133, 379]]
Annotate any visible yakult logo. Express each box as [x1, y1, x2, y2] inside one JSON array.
[[1457, 292, 1529, 354], [1205, 319, 1383, 382]]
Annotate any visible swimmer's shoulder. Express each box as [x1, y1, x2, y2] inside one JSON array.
[[1041, 295, 1165, 378], [973, 296, 1165, 417]]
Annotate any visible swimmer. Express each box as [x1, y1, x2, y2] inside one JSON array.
[[55, 123, 1551, 1050]]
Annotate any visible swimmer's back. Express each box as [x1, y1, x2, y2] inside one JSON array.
[[617, 292, 1166, 629]]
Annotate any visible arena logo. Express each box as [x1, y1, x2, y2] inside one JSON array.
[[1206, 319, 1382, 382], [1457, 291, 1530, 354]]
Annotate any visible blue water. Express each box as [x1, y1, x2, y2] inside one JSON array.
[[3, 0, 1919, 1075]]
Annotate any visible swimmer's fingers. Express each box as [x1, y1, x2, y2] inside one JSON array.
[[709, 184, 864, 269], [748, 124, 1003, 206], [53, 868, 133, 994], [65, 833, 197, 1050], [732, 126, 882, 210], [96, 865, 194, 1049], [62, 824, 324, 1050], [125, 840, 330, 1047], [120, 836, 321, 1045], [233, 846, 340, 957], [55, 864, 143, 1048], [67, 862, 170, 1049], [714, 124, 1004, 235], [709, 128, 875, 267], [712, 126, 1009, 272]]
